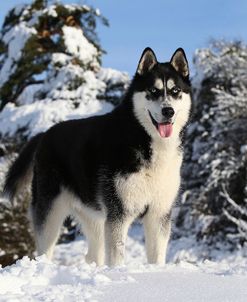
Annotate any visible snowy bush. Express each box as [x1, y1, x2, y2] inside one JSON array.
[[177, 41, 247, 248]]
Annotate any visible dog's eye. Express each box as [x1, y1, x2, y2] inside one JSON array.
[[171, 86, 181, 96], [148, 87, 158, 94]]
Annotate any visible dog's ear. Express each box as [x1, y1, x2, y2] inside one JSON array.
[[170, 48, 189, 78], [137, 47, 157, 75]]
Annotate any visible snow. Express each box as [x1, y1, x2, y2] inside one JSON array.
[[0, 64, 128, 138], [62, 25, 99, 67], [0, 256, 112, 301], [103, 270, 247, 302], [0, 23, 36, 86], [0, 97, 113, 138], [0, 64, 129, 139], [0, 225, 246, 301], [97, 68, 129, 86], [16, 84, 42, 105], [44, 5, 58, 18]]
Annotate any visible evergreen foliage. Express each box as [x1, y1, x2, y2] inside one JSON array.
[[0, 0, 109, 109], [178, 40, 247, 248]]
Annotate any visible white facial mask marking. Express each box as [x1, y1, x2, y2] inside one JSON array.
[[167, 79, 176, 90], [133, 91, 191, 140], [154, 79, 164, 90]]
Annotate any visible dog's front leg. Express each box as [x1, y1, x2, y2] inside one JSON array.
[[143, 210, 171, 265], [104, 218, 132, 266]]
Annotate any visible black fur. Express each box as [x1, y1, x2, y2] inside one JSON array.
[[31, 99, 152, 225], [3, 133, 43, 201]]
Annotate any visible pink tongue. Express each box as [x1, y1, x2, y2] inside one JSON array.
[[158, 123, 173, 138]]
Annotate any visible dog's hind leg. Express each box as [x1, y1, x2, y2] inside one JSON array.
[[143, 210, 171, 265], [31, 190, 70, 260], [84, 218, 105, 266]]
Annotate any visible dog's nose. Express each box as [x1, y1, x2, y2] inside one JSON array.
[[162, 107, 175, 118]]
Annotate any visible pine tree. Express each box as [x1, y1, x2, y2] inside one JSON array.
[[177, 40, 247, 250], [0, 0, 107, 109]]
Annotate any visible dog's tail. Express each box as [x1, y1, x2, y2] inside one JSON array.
[[2, 133, 44, 202]]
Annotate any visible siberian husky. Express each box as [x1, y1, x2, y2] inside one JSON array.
[[3, 47, 191, 266]]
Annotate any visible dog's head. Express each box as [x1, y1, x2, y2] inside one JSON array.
[[132, 47, 191, 140]]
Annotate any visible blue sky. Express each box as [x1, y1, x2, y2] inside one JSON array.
[[1, 0, 247, 75]]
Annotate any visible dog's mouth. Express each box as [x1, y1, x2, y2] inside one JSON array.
[[148, 111, 173, 138]]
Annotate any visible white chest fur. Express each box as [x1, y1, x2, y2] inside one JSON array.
[[115, 140, 183, 217]]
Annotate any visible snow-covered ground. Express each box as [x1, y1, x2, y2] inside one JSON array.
[[0, 224, 246, 302]]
